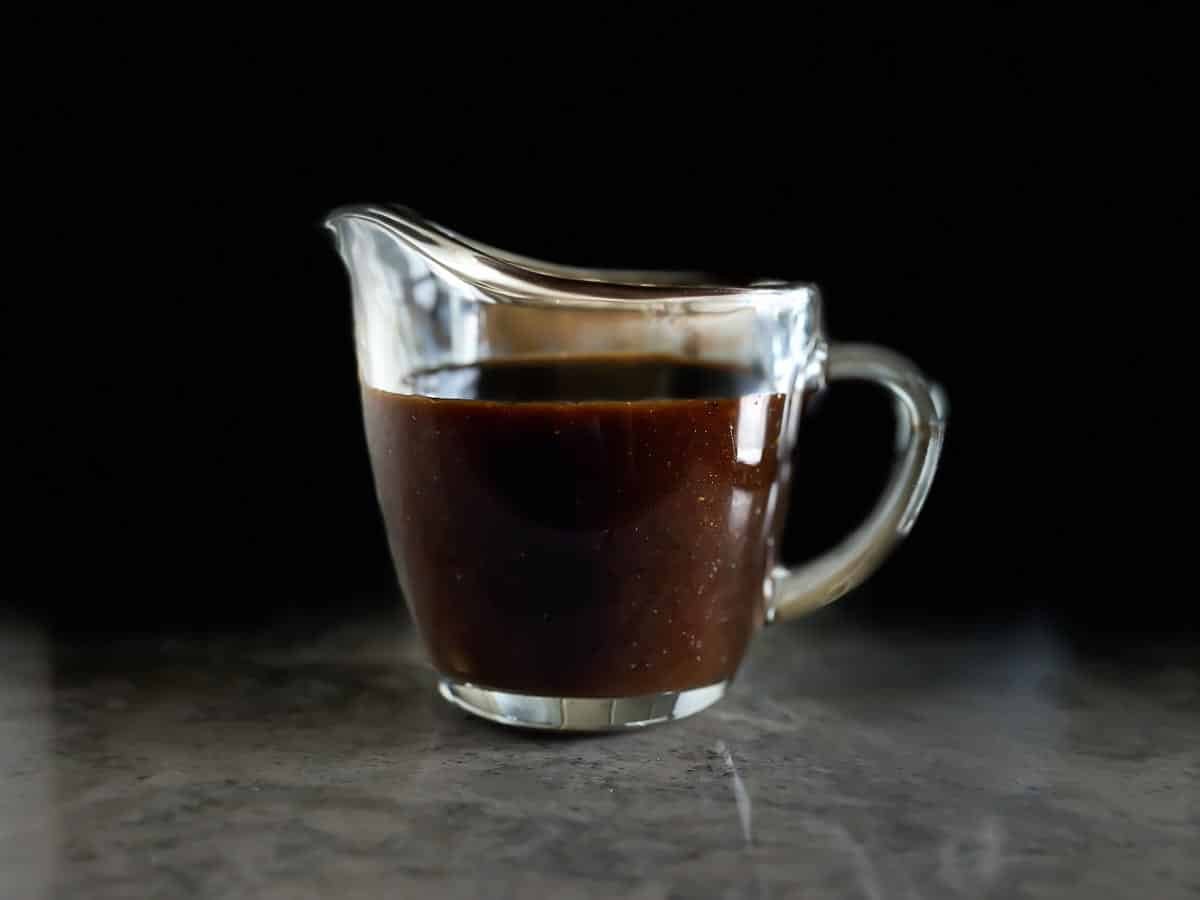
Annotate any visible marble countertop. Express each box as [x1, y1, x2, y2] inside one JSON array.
[[2, 606, 1197, 899]]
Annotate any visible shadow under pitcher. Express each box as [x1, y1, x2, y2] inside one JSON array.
[[326, 205, 947, 731]]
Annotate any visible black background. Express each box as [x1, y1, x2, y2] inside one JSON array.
[[15, 13, 1190, 637]]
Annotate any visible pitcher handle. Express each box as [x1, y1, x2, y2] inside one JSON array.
[[768, 343, 948, 622]]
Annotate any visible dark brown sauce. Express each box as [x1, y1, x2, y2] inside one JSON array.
[[362, 356, 791, 696]]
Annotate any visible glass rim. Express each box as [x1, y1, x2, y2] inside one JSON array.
[[324, 203, 819, 313]]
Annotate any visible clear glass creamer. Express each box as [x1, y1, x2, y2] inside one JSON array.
[[326, 205, 946, 731]]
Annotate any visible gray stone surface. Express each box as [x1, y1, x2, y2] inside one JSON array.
[[2, 607, 1197, 899]]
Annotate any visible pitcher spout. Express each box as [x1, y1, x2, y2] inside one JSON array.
[[326, 204, 813, 304], [325, 203, 556, 304], [325, 204, 498, 393]]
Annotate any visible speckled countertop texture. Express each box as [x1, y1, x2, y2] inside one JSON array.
[[2, 605, 1197, 899]]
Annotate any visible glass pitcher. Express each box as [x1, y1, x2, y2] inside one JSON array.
[[326, 204, 946, 731]]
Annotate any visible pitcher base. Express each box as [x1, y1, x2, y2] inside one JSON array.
[[437, 678, 728, 731]]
